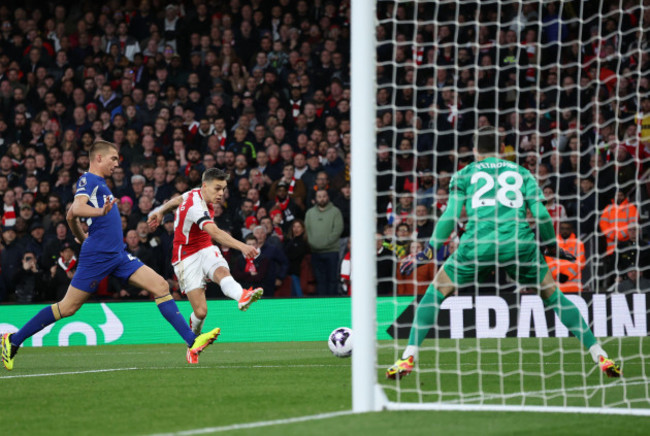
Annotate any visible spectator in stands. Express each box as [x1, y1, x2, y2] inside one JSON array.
[[0, 226, 19, 300], [45, 241, 77, 301], [231, 234, 270, 291], [397, 241, 436, 295], [252, 224, 288, 297], [119, 229, 151, 300], [305, 189, 344, 296], [599, 190, 639, 286], [543, 185, 566, 234], [266, 181, 301, 225], [578, 175, 597, 238], [228, 126, 257, 166], [41, 221, 75, 270], [284, 219, 310, 297], [268, 163, 307, 211], [25, 221, 47, 264], [306, 171, 332, 207], [415, 204, 434, 241], [13, 250, 44, 303], [600, 190, 639, 257], [545, 221, 586, 293], [616, 224, 650, 279], [301, 152, 325, 194], [376, 232, 397, 295], [332, 181, 351, 242]]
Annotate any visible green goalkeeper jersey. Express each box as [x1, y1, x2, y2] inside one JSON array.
[[431, 157, 549, 254]]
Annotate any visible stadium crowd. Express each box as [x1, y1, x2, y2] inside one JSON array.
[[0, 1, 649, 303]]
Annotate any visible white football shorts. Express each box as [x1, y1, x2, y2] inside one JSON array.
[[174, 246, 229, 293]]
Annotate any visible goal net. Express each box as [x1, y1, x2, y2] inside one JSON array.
[[353, 0, 650, 414]]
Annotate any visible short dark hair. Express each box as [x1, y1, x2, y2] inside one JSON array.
[[580, 174, 595, 184], [244, 234, 257, 243], [89, 141, 118, 160], [202, 167, 229, 183], [474, 126, 500, 155]]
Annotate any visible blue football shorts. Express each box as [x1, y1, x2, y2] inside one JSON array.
[[70, 249, 145, 293]]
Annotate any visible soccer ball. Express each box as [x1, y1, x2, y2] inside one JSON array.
[[328, 327, 352, 358]]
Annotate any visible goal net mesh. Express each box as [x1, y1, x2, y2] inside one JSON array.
[[374, 0, 650, 411]]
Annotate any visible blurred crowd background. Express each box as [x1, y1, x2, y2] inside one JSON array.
[[0, 1, 649, 304]]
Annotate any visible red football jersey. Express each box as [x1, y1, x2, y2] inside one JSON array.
[[172, 188, 215, 264]]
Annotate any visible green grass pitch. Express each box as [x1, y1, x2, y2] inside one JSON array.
[[2, 338, 649, 435]]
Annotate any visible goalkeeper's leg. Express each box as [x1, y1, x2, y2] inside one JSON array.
[[387, 267, 454, 379], [539, 271, 621, 377]]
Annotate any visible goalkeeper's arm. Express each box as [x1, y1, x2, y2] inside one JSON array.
[[400, 191, 462, 276], [529, 201, 576, 262]]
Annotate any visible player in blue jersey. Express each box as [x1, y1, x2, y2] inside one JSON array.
[[2, 141, 219, 370]]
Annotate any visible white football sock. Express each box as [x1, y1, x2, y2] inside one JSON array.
[[589, 344, 608, 363], [219, 276, 243, 301], [402, 345, 419, 361], [190, 312, 205, 335]]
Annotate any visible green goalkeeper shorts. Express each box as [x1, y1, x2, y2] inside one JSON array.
[[443, 240, 549, 286]]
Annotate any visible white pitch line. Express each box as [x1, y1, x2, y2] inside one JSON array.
[[450, 379, 650, 404], [148, 410, 356, 436], [0, 367, 138, 379], [0, 364, 346, 379]]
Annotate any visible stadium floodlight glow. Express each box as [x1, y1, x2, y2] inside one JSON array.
[[352, 0, 650, 415]]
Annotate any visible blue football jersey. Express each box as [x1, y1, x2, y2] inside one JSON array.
[[75, 172, 124, 253]]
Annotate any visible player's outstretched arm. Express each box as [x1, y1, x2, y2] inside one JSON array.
[[529, 201, 576, 261], [202, 222, 259, 258], [430, 189, 463, 251], [147, 195, 184, 230], [402, 191, 462, 277]]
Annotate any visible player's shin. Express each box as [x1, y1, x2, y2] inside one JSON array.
[[11, 304, 61, 347], [155, 294, 196, 346], [543, 288, 598, 356], [403, 284, 446, 360]]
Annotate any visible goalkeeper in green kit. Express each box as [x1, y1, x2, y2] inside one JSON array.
[[387, 127, 621, 380]]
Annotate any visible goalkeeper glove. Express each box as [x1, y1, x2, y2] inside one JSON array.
[[399, 244, 434, 276], [543, 244, 576, 262]]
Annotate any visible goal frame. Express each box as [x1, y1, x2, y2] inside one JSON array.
[[350, 0, 650, 416]]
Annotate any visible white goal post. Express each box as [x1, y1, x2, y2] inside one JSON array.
[[350, 0, 379, 413], [351, 0, 650, 415]]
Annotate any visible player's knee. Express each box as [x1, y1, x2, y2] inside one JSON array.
[[58, 302, 80, 318], [151, 278, 170, 298], [195, 305, 207, 320]]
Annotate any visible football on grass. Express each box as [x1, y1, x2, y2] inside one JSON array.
[[328, 327, 352, 357]]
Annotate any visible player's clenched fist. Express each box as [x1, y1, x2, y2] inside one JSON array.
[[241, 244, 260, 259]]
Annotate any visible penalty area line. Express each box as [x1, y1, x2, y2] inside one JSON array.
[[148, 410, 356, 435], [0, 367, 139, 379]]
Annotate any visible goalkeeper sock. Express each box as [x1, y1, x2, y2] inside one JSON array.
[[403, 284, 445, 359], [543, 288, 598, 351], [589, 344, 608, 364]]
